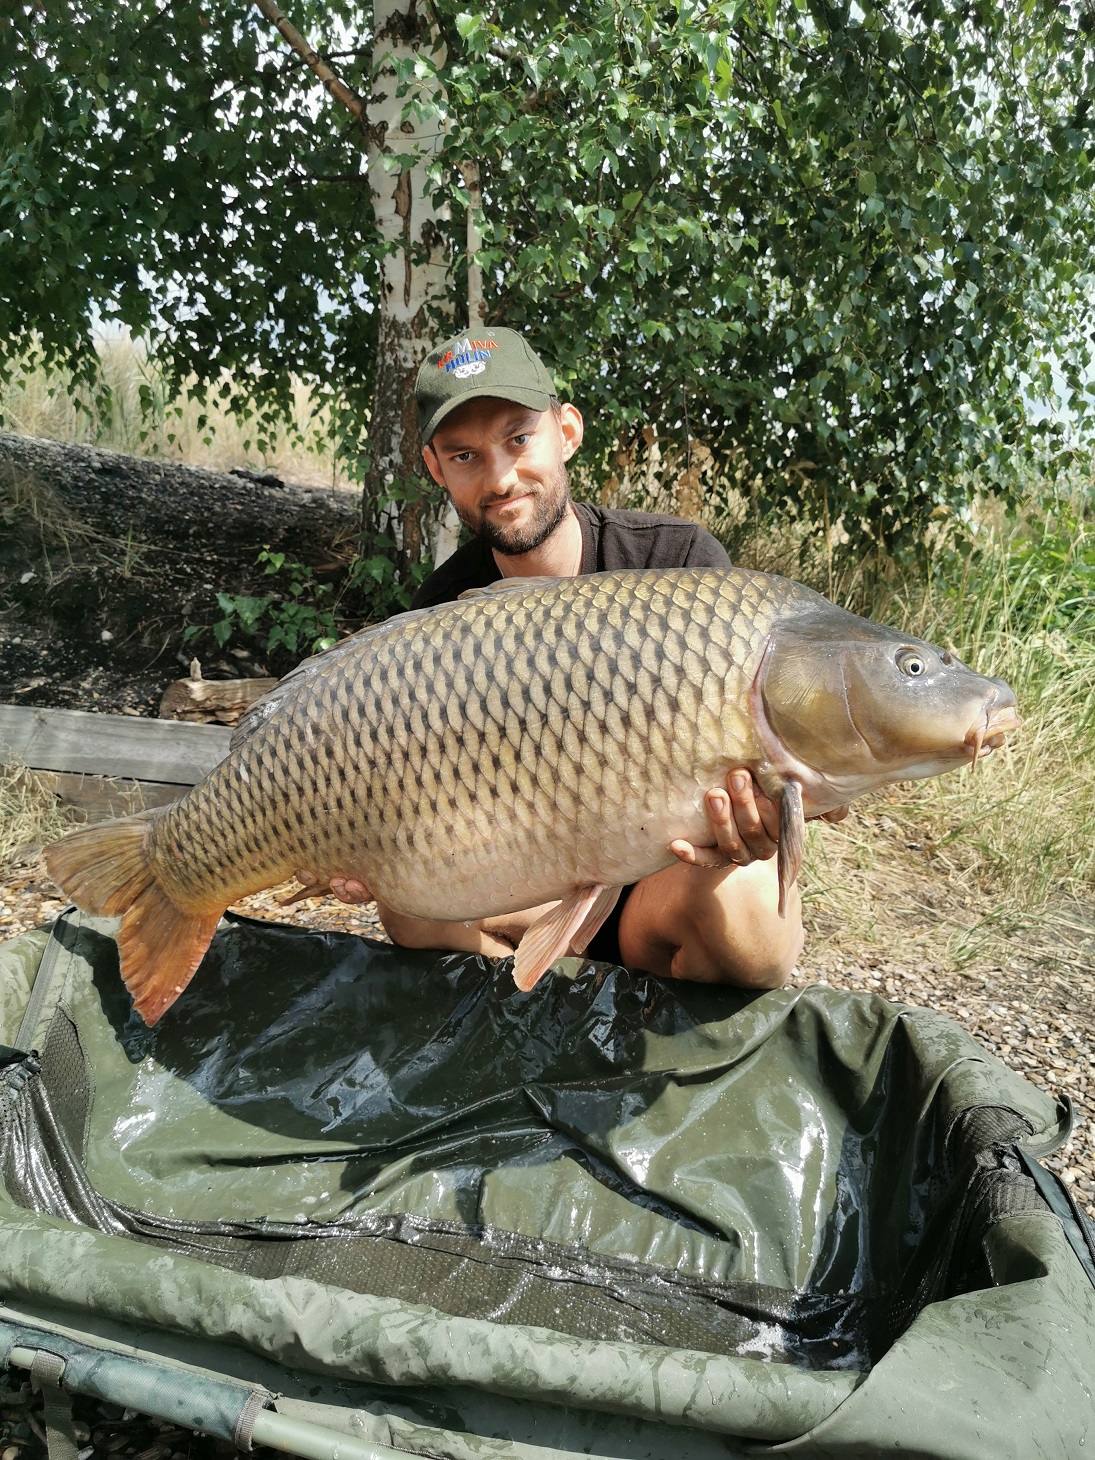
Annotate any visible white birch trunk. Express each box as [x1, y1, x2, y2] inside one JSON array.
[[365, 0, 451, 564]]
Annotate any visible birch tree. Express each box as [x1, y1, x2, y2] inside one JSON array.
[[254, 0, 455, 571]]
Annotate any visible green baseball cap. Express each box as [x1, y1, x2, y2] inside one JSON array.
[[415, 326, 557, 443]]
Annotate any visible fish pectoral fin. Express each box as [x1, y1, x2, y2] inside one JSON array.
[[512, 884, 607, 992], [570, 885, 624, 957], [777, 780, 805, 918]]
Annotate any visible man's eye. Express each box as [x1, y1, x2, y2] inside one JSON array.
[[511, 433, 530, 446], [452, 451, 474, 463]]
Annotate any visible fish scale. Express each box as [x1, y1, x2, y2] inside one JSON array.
[[45, 565, 1018, 1024]]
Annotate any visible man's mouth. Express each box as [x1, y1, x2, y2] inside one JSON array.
[[484, 494, 531, 512]]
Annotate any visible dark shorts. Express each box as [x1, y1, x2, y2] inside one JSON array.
[[583, 884, 636, 966]]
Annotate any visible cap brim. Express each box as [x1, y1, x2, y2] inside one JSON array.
[[420, 385, 553, 444]]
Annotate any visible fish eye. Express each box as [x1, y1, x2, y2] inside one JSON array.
[[897, 648, 929, 678]]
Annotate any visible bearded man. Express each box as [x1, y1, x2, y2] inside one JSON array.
[[327, 327, 837, 987]]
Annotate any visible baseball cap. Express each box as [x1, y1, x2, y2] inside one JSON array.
[[415, 326, 557, 443]]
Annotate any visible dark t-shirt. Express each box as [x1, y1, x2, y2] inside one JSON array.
[[411, 504, 730, 609]]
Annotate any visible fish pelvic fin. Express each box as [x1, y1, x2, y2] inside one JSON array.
[[777, 780, 805, 918], [570, 885, 624, 957], [44, 812, 220, 1027], [513, 884, 608, 992]]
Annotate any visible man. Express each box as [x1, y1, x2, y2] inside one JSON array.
[[329, 326, 816, 988]]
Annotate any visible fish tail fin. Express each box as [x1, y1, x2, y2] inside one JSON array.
[[44, 813, 220, 1026]]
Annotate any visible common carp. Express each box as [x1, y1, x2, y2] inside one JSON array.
[[46, 567, 1017, 1024]]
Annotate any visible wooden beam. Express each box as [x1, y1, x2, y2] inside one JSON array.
[[18, 769, 188, 823], [0, 705, 232, 785]]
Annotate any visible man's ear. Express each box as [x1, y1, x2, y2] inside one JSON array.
[[557, 403, 584, 462], [422, 443, 446, 487]]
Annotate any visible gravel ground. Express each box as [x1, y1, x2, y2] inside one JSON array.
[[0, 428, 358, 709]]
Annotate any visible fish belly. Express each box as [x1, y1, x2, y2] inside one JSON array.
[[361, 777, 716, 921]]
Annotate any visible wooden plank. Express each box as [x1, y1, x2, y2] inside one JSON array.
[[19, 769, 186, 823], [0, 705, 232, 784]]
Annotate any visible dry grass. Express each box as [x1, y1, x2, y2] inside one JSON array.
[[0, 457, 95, 554], [0, 764, 77, 873], [1, 334, 350, 489]]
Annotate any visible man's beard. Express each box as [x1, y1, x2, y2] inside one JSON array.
[[454, 463, 571, 556]]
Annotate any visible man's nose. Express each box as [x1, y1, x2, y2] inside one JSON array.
[[483, 451, 520, 495]]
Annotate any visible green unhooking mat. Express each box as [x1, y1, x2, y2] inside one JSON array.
[[1, 909, 1093, 1458]]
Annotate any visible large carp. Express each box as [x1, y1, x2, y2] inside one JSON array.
[[46, 567, 1017, 1024]]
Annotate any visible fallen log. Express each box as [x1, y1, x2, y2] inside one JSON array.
[[158, 664, 276, 726]]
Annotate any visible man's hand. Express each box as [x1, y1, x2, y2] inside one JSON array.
[[668, 771, 850, 869], [669, 770, 779, 869], [291, 870, 373, 905], [330, 876, 372, 903]]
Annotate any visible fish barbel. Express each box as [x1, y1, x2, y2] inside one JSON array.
[[45, 567, 1018, 1024]]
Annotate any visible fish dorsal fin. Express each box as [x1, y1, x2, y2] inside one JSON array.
[[458, 576, 560, 602]]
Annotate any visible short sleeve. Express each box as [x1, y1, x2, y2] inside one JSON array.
[[683, 528, 732, 569]]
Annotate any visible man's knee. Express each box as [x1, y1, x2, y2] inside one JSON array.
[[377, 904, 433, 949], [679, 901, 801, 988]]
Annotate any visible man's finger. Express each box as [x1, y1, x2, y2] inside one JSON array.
[[703, 788, 750, 862], [725, 772, 779, 860], [330, 876, 373, 905], [668, 838, 736, 870]]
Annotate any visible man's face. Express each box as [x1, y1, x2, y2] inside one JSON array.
[[423, 396, 584, 556]]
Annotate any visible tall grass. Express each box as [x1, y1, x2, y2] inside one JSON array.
[[802, 482, 1095, 967], [1, 335, 349, 489]]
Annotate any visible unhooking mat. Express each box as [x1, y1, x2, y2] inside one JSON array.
[[1, 908, 1094, 1458]]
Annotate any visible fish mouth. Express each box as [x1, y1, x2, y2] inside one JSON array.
[[964, 701, 1021, 768]]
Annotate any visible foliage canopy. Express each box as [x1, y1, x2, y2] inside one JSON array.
[[2, 0, 1093, 557]]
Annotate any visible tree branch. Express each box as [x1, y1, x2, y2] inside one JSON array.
[[252, 0, 367, 125]]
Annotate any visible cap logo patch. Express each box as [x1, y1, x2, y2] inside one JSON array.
[[437, 337, 499, 376]]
